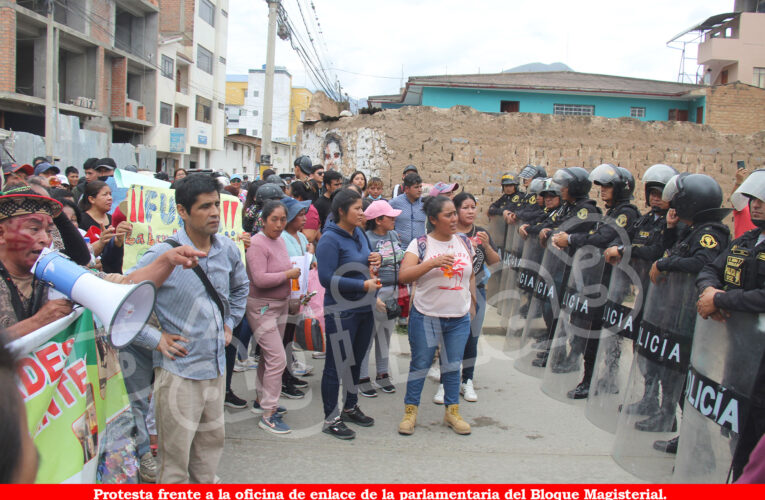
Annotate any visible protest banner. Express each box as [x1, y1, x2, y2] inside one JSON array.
[[13, 309, 138, 484], [122, 185, 245, 270]]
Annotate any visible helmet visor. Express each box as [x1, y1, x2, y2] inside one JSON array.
[[731, 169, 765, 211], [661, 174, 682, 202], [519, 165, 537, 179], [528, 178, 547, 194], [589, 164, 618, 186], [552, 169, 573, 187]]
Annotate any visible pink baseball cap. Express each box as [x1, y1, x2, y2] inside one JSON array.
[[364, 200, 402, 220], [429, 181, 459, 196]]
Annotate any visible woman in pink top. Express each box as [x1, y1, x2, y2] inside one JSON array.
[[246, 200, 301, 435]]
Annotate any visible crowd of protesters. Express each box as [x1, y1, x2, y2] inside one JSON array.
[[1, 151, 764, 486]]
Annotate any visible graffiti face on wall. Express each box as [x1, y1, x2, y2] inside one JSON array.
[[323, 133, 343, 171]]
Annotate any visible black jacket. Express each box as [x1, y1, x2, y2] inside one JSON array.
[[696, 228, 765, 313], [629, 209, 668, 262], [656, 222, 730, 275], [569, 201, 639, 250]]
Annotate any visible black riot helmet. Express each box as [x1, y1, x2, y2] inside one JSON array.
[[589, 163, 635, 202], [294, 155, 313, 175], [662, 173, 730, 223], [552, 167, 591, 200], [501, 172, 520, 186], [528, 177, 547, 195], [540, 178, 562, 197], [731, 169, 765, 228], [255, 183, 286, 207], [519, 164, 547, 180], [642, 164, 678, 206]]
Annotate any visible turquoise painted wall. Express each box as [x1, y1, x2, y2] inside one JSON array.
[[420, 87, 700, 122]]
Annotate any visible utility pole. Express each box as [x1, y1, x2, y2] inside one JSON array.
[[261, 0, 279, 168], [45, 0, 58, 158]]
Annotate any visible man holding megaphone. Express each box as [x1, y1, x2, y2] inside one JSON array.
[[0, 185, 207, 340]]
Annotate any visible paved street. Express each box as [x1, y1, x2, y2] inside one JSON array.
[[220, 306, 642, 483]]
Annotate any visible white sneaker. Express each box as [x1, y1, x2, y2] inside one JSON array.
[[461, 379, 478, 402], [292, 360, 313, 376], [234, 356, 258, 372], [427, 365, 441, 381], [139, 452, 157, 483], [432, 384, 445, 405], [312, 351, 326, 359]]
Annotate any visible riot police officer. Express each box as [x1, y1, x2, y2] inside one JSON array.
[[531, 167, 600, 370], [551, 164, 640, 399], [521, 179, 562, 239], [641, 173, 731, 431], [506, 165, 548, 224], [488, 172, 522, 216], [603, 164, 678, 415], [687, 169, 765, 479]]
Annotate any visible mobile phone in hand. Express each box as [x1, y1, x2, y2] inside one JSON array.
[[737, 160, 746, 170]]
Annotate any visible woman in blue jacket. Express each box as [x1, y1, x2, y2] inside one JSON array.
[[316, 188, 382, 440]]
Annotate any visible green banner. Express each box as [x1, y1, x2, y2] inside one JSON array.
[[15, 310, 139, 484]]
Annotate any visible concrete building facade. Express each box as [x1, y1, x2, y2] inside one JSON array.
[[0, 0, 161, 160], [236, 66, 291, 142], [145, 0, 229, 175]]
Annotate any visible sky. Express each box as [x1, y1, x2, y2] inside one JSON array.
[[225, 0, 731, 100]]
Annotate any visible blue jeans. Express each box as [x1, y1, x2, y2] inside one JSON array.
[[321, 309, 375, 419], [405, 306, 471, 406], [462, 285, 487, 382]]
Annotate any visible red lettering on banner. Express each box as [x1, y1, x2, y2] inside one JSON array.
[[36, 343, 65, 382], [17, 357, 45, 398], [46, 396, 61, 418], [67, 360, 88, 395], [62, 337, 74, 357], [231, 201, 238, 227]]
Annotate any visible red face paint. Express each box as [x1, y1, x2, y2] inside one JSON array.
[[0, 214, 54, 271]]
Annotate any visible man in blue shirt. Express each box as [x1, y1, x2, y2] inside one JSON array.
[[389, 173, 426, 248], [133, 174, 248, 483]]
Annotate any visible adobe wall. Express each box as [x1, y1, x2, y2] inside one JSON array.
[[298, 105, 765, 218]]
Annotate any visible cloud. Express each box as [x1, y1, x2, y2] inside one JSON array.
[[226, 0, 726, 99]]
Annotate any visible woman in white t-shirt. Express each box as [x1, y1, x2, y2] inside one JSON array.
[[396, 195, 476, 436]]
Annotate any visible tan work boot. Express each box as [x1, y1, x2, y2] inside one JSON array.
[[398, 404, 418, 435], [444, 404, 471, 435]]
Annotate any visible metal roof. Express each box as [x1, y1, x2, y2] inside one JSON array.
[[407, 71, 702, 96], [668, 12, 740, 43]]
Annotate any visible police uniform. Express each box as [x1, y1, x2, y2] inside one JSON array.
[[558, 200, 639, 395], [488, 191, 524, 216], [656, 221, 730, 275], [514, 192, 545, 223], [627, 209, 668, 262], [696, 228, 765, 479]]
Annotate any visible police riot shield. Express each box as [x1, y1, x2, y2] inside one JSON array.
[[541, 246, 607, 403], [513, 243, 568, 377], [612, 272, 697, 482], [673, 312, 765, 483], [501, 227, 530, 352], [586, 258, 653, 433], [486, 216, 507, 301], [504, 237, 545, 353], [498, 223, 517, 319]]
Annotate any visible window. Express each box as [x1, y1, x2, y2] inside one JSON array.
[[197, 45, 213, 74], [500, 101, 519, 113], [200, 0, 215, 27], [159, 102, 173, 125], [252, 110, 258, 116], [238, 128, 246, 135], [252, 90, 259, 97], [219, 56, 226, 65], [553, 103, 595, 116], [754, 67, 765, 89], [668, 109, 689, 122], [221, 9, 228, 17], [218, 102, 224, 110], [161, 55, 174, 79], [195, 95, 212, 124], [239, 108, 246, 116], [630, 107, 646, 118]]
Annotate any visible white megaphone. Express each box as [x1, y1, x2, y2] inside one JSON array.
[[33, 250, 156, 348]]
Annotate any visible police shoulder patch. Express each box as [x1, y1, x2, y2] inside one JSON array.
[[758, 252, 765, 262], [577, 208, 588, 220], [512, 195, 519, 202], [616, 214, 628, 227], [528, 195, 536, 204], [700, 234, 718, 249]]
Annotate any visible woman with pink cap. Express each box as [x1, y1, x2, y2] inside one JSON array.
[[358, 200, 404, 397]]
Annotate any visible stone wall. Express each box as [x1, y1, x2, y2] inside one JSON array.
[[705, 82, 765, 136], [298, 105, 765, 219]]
